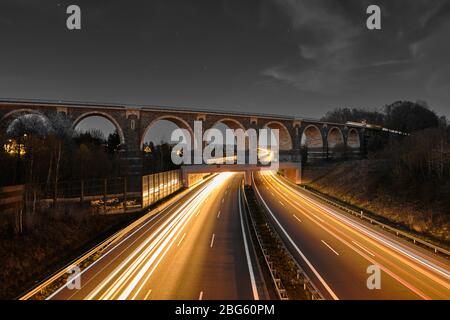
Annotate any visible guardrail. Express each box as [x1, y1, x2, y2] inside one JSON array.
[[19, 176, 214, 300], [240, 181, 288, 300], [242, 181, 323, 300], [278, 175, 450, 257], [20, 223, 124, 300]]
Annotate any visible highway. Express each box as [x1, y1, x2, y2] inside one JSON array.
[[48, 173, 266, 300], [253, 171, 450, 300]]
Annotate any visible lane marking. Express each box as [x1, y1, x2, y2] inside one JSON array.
[[238, 186, 260, 300], [85, 176, 226, 300], [177, 233, 187, 247], [267, 174, 432, 300], [198, 291, 203, 300], [118, 175, 238, 300], [321, 240, 340, 256], [108, 191, 207, 300], [293, 215, 302, 223], [352, 241, 375, 257], [144, 289, 152, 300], [210, 234, 215, 248], [278, 201, 285, 207], [195, 210, 200, 217], [217, 211, 221, 218], [46, 180, 214, 300], [222, 198, 225, 203], [272, 174, 450, 281], [123, 176, 237, 300], [252, 174, 338, 300], [262, 173, 438, 299], [313, 214, 325, 223]]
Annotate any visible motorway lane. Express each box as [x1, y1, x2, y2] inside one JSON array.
[[254, 171, 450, 300], [49, 173, 263, 300], [132, 172, 263, 300]]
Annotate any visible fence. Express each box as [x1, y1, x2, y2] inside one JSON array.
[[25, 176, 142, 214], [142, 169, 182, 209]]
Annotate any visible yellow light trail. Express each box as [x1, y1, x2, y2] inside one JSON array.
[[84, 173, 235, 300], [258, 171, 450, 299]]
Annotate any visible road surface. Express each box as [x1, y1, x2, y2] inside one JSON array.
[[48, 173, 266, 300], [253, 171, 450, 300]]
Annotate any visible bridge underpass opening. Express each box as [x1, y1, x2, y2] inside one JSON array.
[[263, 121, 293, 152], [141, 118, 191, 174], [327, 127, 344, 158], [73, 115, 126, 180], [181, 162, 301, 187], [3, 112, 52, 138], [74, 115, 119, 142], [301, 125, 324, 161], [206, 119, 249, 164], [1, 112, 52, 160], [347, 128, 361, 149]]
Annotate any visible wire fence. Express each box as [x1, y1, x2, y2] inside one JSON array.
[[24, 175, 142, 214]]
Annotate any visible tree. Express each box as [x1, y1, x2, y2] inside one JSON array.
[[384, 101, 439, 133], [106, 130, 121, 154], [323, 101, 440, 134], [321, 107, 385, 125]]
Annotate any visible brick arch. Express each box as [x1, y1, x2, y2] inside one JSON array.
[[72, 111, 125, 145], [263, 121, 293, 151], [140, 115, 194, 150], [207, 117, 250, 150], [347, 128, 361, 148], [0, 108, 52, 133], [301, 125, 324, 148], [327, 127, 344, 148], [209, 118, 246, 131]]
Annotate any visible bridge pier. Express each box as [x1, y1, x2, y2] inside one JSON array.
[[280, 164, 302, 185]]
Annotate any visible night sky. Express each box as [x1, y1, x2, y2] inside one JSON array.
[[1, 0, 450, 121]]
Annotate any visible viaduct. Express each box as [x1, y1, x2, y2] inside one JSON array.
[[0, 100, 367, 185]]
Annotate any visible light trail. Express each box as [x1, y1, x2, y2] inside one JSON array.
[[257, 171, 450, 299], [268, 172, 450, 282], [81, 173, 234, 300]]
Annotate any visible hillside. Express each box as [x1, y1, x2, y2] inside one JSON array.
[[302, 160, 450, 244]]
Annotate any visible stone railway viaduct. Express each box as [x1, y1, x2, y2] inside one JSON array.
[[0, 100, 366, 181]]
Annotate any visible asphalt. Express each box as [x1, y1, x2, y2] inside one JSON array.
[[253, 171, 450, 300], [49, 173, 266, 300]]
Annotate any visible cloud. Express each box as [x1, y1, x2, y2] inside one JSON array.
[[262, 0, 450, 99], [261, 0, 363, 93], [412, 18, 450, 100]]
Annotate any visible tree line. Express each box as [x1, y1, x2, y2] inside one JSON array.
[[321, 100, 448, 133], [0, 127, 122, 188]]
